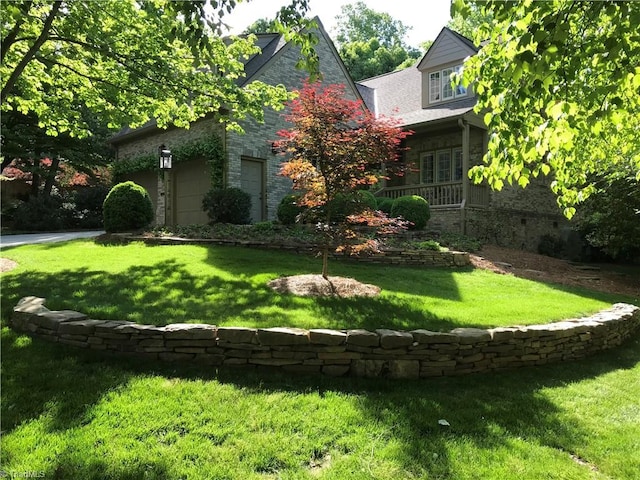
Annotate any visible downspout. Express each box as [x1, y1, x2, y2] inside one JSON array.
[[458, 118, 470, 235]]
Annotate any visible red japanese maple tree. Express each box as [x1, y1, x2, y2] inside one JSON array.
[[274, 81, 411, 278]]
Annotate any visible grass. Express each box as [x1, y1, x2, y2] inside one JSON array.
[[0, 240, 635, 332], [2, 326, 639, 479], [1, 239, 639, 478]]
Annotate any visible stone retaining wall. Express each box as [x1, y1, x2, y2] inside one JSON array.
[[12, 297, 639, 379], [125, 236, 471, 268]]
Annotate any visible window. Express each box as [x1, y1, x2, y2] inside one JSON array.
[[420, 152, 435, 184], [428, 64, 467, 104], [441, 68, 454, 100], [429, 72, 440, 103], [421, 147, 463, 184]]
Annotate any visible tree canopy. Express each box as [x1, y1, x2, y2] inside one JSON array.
[[275, 81, 410, 277], [333, 2, 420, 81], [1, 0, 314, 139], [455, 0, 640, 216]]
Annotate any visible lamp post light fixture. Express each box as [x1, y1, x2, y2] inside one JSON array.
[[158, 144, 172, 170]]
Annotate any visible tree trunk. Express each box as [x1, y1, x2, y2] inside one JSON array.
[[42, 156, 60, 197], [322, 247, 329, 279]]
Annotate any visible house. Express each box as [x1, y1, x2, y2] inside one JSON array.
[[111, 22, 567, 251], [109, 18, 361, 226], [358, 27, 568, 251]]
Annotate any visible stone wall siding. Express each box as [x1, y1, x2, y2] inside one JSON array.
[[115, 118, 223, 163], [225, 34, 359, 221], [465, 207, 569, 252], [12, 298, 639, 379]]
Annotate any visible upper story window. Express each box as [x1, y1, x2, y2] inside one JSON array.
[[429, 65, 466, 104]]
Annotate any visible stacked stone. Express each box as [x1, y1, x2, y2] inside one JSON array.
[[130, 236, 471, 268], [11, 297, 639, 379]]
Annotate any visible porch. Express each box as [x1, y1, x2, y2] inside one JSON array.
[[378, 181, 490, 207]]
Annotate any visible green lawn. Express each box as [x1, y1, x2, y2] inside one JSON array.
[[0, 240, 635, 331], [1, 239, 639, 479], [2, 326, 639, 479]]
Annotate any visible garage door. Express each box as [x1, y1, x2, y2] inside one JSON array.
[[173, 158, 211, 225]]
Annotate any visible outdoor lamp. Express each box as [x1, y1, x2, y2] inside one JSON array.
[[158, 144, 172, 169]]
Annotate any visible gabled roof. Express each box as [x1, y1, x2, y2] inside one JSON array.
[[111, 17, 358, 145], [417, 27, 478, 72], [356, 27, 481, 128]]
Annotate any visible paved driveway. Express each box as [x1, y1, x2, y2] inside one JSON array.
[[0, 231, 105, 248]]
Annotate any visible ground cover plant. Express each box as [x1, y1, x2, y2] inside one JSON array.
[[1, 323, 639, 479], [0, 240, 634, 331]]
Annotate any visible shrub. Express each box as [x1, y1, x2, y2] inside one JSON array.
[[11, 195, 71, 231], [390, 195, 430, 230], [356, 190, 378, 211], [376, 196, 394, 215], [439, 232, 483, 253], [72, 185, 110, 229], [414, 240, 442, 251], [202, 187, 251, 224], [103, 181, 154, 232], [537, 234, 567, 258], [277, 194, 305, 224]]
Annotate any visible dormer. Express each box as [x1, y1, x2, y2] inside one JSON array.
[[418, 28, 478, 109]]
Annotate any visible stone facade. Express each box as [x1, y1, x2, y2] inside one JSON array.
[[12, 297, 639, 380], [112, 24, 357, 224]]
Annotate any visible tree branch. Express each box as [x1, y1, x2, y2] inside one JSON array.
[[1, 0, 62, 102], [1, 0, 34, 64]]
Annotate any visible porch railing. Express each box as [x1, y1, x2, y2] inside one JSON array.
[[378, 182, 489, 207]]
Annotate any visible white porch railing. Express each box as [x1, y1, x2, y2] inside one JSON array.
[[378, 182, 489, 207]]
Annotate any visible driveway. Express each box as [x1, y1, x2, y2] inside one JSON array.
[[0, 230, 105, 248]]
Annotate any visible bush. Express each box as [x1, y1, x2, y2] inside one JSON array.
[[72, 185, 110, 229], [202, 187, 252, 224], [390, 195, 430, 230], [537, 234, 567, 258], [356, 190, 378, 211], [277, 194, 305, 225], [103, 181, 154, 232], [11, 195, 71, 231], [376, 197, 394, 215], [439, 232, 483, 253]]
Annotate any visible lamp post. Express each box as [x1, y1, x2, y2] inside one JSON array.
[[159, 144, 172, 169], [158, 144, 172, 226]]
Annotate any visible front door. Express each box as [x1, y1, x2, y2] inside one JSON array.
[[241, 158, 265, 223]]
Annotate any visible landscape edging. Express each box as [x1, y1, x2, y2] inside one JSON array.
[[117, 235, 472, 268], [11, 297, 639, 379]]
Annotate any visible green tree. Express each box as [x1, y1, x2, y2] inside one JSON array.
[[447, 2, 492, 39], [454, 0, 640, 217], [1, 0, 314, 139], [243, 18, 278, 34], [1, 109, 113, 197], [334, 1, 420, 80]]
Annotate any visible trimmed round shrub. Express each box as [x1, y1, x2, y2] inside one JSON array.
[[202, 187, 251, 224], [390, 195, 431, 230], [356, 190, 378, 211], [103, 181, 154, 232], [277, 194, 305, 224], [376, 196, 395, 215]]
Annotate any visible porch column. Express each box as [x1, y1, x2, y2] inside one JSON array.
[[459, 119, 470, 234]]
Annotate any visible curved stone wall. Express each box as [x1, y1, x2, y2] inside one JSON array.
[[11, 297, 639, 379]]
